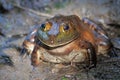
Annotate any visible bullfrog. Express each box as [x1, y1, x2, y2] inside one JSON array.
[[21, 15, 116, 69]]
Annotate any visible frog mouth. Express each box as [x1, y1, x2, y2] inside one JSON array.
[[37, 34, 79, 48]]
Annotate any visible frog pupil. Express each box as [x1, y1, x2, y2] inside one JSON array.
[[64, 25, 69, 30], [41, 24, 45, 29]]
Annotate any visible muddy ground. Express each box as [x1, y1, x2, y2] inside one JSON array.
[[0, 0, 120, 80]]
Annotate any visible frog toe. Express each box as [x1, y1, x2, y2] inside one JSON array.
[[20, 47, 28, 58], [80, 41, 97, 69], [86, 48, 97, 69]]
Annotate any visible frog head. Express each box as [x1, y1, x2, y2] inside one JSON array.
[[37, 15, 79, 47]]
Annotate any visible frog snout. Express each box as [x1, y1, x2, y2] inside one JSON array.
[[47, 29, 59, 36], [47, 23, 59, 36], [47, 29, 59, 44]]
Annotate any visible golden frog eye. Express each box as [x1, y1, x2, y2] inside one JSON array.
[[60, 23, 70, 32], [40, 22, 52, 31]]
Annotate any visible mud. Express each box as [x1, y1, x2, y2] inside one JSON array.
[[0, 0, 120, 80]]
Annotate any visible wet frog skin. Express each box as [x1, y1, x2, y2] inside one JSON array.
[[21, 15, 115, 68]]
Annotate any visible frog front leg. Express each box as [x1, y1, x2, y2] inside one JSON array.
[[21, 40, 35, 58], [31, 45, 44, 67], [21, 26, 38, 57], [79, 40, 97, 69]]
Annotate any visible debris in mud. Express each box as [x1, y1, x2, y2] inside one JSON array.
[[0, 0, 120, 80], [0, 53, 13, 66], [0, 3, 9, 13], [0, 28, 5, 37], [111, 38, 120, 49]]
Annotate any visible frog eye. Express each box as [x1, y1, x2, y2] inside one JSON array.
[[63, 25, 69, 31], [60, 24, 70, 32], [40, 22, 52, 31]]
